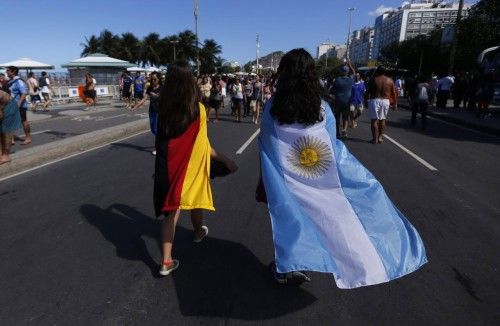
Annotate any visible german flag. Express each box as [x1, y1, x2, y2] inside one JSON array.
[[154, 103, 214, 215]]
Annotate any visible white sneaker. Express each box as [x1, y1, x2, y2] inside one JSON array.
[[159, 260, 179, 276]]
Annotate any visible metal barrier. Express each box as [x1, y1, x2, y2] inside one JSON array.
[[48, 84, 120, 105]]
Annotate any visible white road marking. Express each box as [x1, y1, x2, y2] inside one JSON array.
[[236, 129, 260, 155], [29, 129, 52, 136], [383, 134, 438, 171], [0, 131, 149, 182], [95, 114, 129, 121]]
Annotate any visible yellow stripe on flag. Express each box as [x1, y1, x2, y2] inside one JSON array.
[[179, 103, 215, 211]]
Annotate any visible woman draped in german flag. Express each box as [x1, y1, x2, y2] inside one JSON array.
[[154, 64, 237, 276]]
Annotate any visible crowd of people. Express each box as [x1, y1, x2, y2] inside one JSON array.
[[151, 50, 427, 287], [323, 65, 497, 140], [325, 63, 398, 142], [396, 71, 496, 119]]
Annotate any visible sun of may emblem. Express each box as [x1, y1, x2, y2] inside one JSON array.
[[287, 135, 333, 179]]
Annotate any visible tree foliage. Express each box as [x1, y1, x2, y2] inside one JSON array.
[[315, 55, 344, 78], [80, 29, 224, 73]]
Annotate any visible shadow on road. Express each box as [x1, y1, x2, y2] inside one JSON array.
[[109, 142, 154, 153], [80, 203, 317, 320], [80, 204, 160, 277], [387, 111, 500, 145]]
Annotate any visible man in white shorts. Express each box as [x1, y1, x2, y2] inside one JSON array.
[[367, 66, 397, 144]]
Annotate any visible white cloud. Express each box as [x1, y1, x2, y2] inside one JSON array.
[[368, 5, 394, 17]]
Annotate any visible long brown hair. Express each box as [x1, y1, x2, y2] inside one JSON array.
[[159, 64, 200, 138], [271, 48, 324, 125]]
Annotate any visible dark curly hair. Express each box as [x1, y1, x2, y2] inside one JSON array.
[[270, 48, 324, 125]]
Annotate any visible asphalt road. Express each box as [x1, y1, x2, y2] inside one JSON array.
[[1, 105, 499, 325]]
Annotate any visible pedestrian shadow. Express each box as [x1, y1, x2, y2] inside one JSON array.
[[109, 142, 154, 153], [45, 131, 82, 139], [80, 203, 317, 320], [388, 110, 500, 145], [80, 204, 160, 277]]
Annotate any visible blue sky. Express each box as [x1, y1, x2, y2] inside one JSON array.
[[0, 0, 470, 70]]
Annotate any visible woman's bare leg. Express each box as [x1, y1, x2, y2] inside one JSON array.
[[161, 209, 181, 262], [0, 132, 12, 162]]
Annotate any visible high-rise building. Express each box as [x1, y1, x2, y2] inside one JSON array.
[[330, 45, 347, 60], [317, 43, 336, 59], [372, 1, 470, 60], [317, 43, 347, 60], [348, 27, 375, 66]]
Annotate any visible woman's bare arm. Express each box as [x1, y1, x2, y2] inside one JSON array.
[[210, 147, 238, 172]]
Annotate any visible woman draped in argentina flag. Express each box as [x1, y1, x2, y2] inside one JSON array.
[[258, 49, 427, 288]]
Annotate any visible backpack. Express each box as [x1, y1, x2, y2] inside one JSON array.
[[39, 77, 48, 88], [416, 84, 429, 102], [123, 76, 132, 89]]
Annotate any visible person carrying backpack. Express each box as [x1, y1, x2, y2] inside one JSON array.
[[411, 75, 433, 130]]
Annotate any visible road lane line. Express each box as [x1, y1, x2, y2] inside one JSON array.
[[29, 129, 52, 136], [383, 134, 438, 171], [96, 114, 129, 121], [0, 130, 149, 182], [236, 129, 260, 155]]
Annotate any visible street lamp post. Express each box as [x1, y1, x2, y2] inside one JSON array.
[[256, 33, 260, 74], [448, 0, 465, 74], [346, 7, 355, 61], [170, 40, 179, 62], [194, 0, 200, 76]]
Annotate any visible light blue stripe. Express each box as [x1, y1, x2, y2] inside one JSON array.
[[259, 100, 427, 286], [322, 102, 427, 279]]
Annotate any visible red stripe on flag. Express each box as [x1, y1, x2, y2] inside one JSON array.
[[162, 118, 200, 211]]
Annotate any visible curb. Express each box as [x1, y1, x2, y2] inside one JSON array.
[[399, 104, 500, 136], [0, 118, 149, 180]]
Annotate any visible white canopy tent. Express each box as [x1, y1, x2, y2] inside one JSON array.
[[0, 58, 54, 73], [127, 66, 161, 73], [127, 66, 146, 72]]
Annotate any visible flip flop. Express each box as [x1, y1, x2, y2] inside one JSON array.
[[193, 226, 208, 243]]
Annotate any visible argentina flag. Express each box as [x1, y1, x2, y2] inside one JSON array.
[[258, 100, 427, 289]]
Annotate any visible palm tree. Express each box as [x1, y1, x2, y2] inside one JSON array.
[[140, 33, 161, 67], [176, 30, 197, 64], [80, 35, 100, 57], [98, 29, 120, 57], [200, 39, 222, 74], [158, 36, 179, 66], [117, 32, 141, 64]]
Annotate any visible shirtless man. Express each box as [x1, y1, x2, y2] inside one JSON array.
[[367, 66, 397, 144]]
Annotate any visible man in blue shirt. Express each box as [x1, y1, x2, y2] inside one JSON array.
[[331, 64, 354, 139], [133, 72, 145, 106], [7, 66, 31, 145], [350, 73, 366, 128]]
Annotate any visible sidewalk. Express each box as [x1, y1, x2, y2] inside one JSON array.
[[0, 99, 149, 180], [399, 98, 500, 136]]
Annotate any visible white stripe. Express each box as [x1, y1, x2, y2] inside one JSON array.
[[29, 129, 51, 136], [275, 120, 388, 288], [236, 129, 260, 154], [96, 114, 129, 121], [0, 131, 149, 182], [383, 134, 438, 171]]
